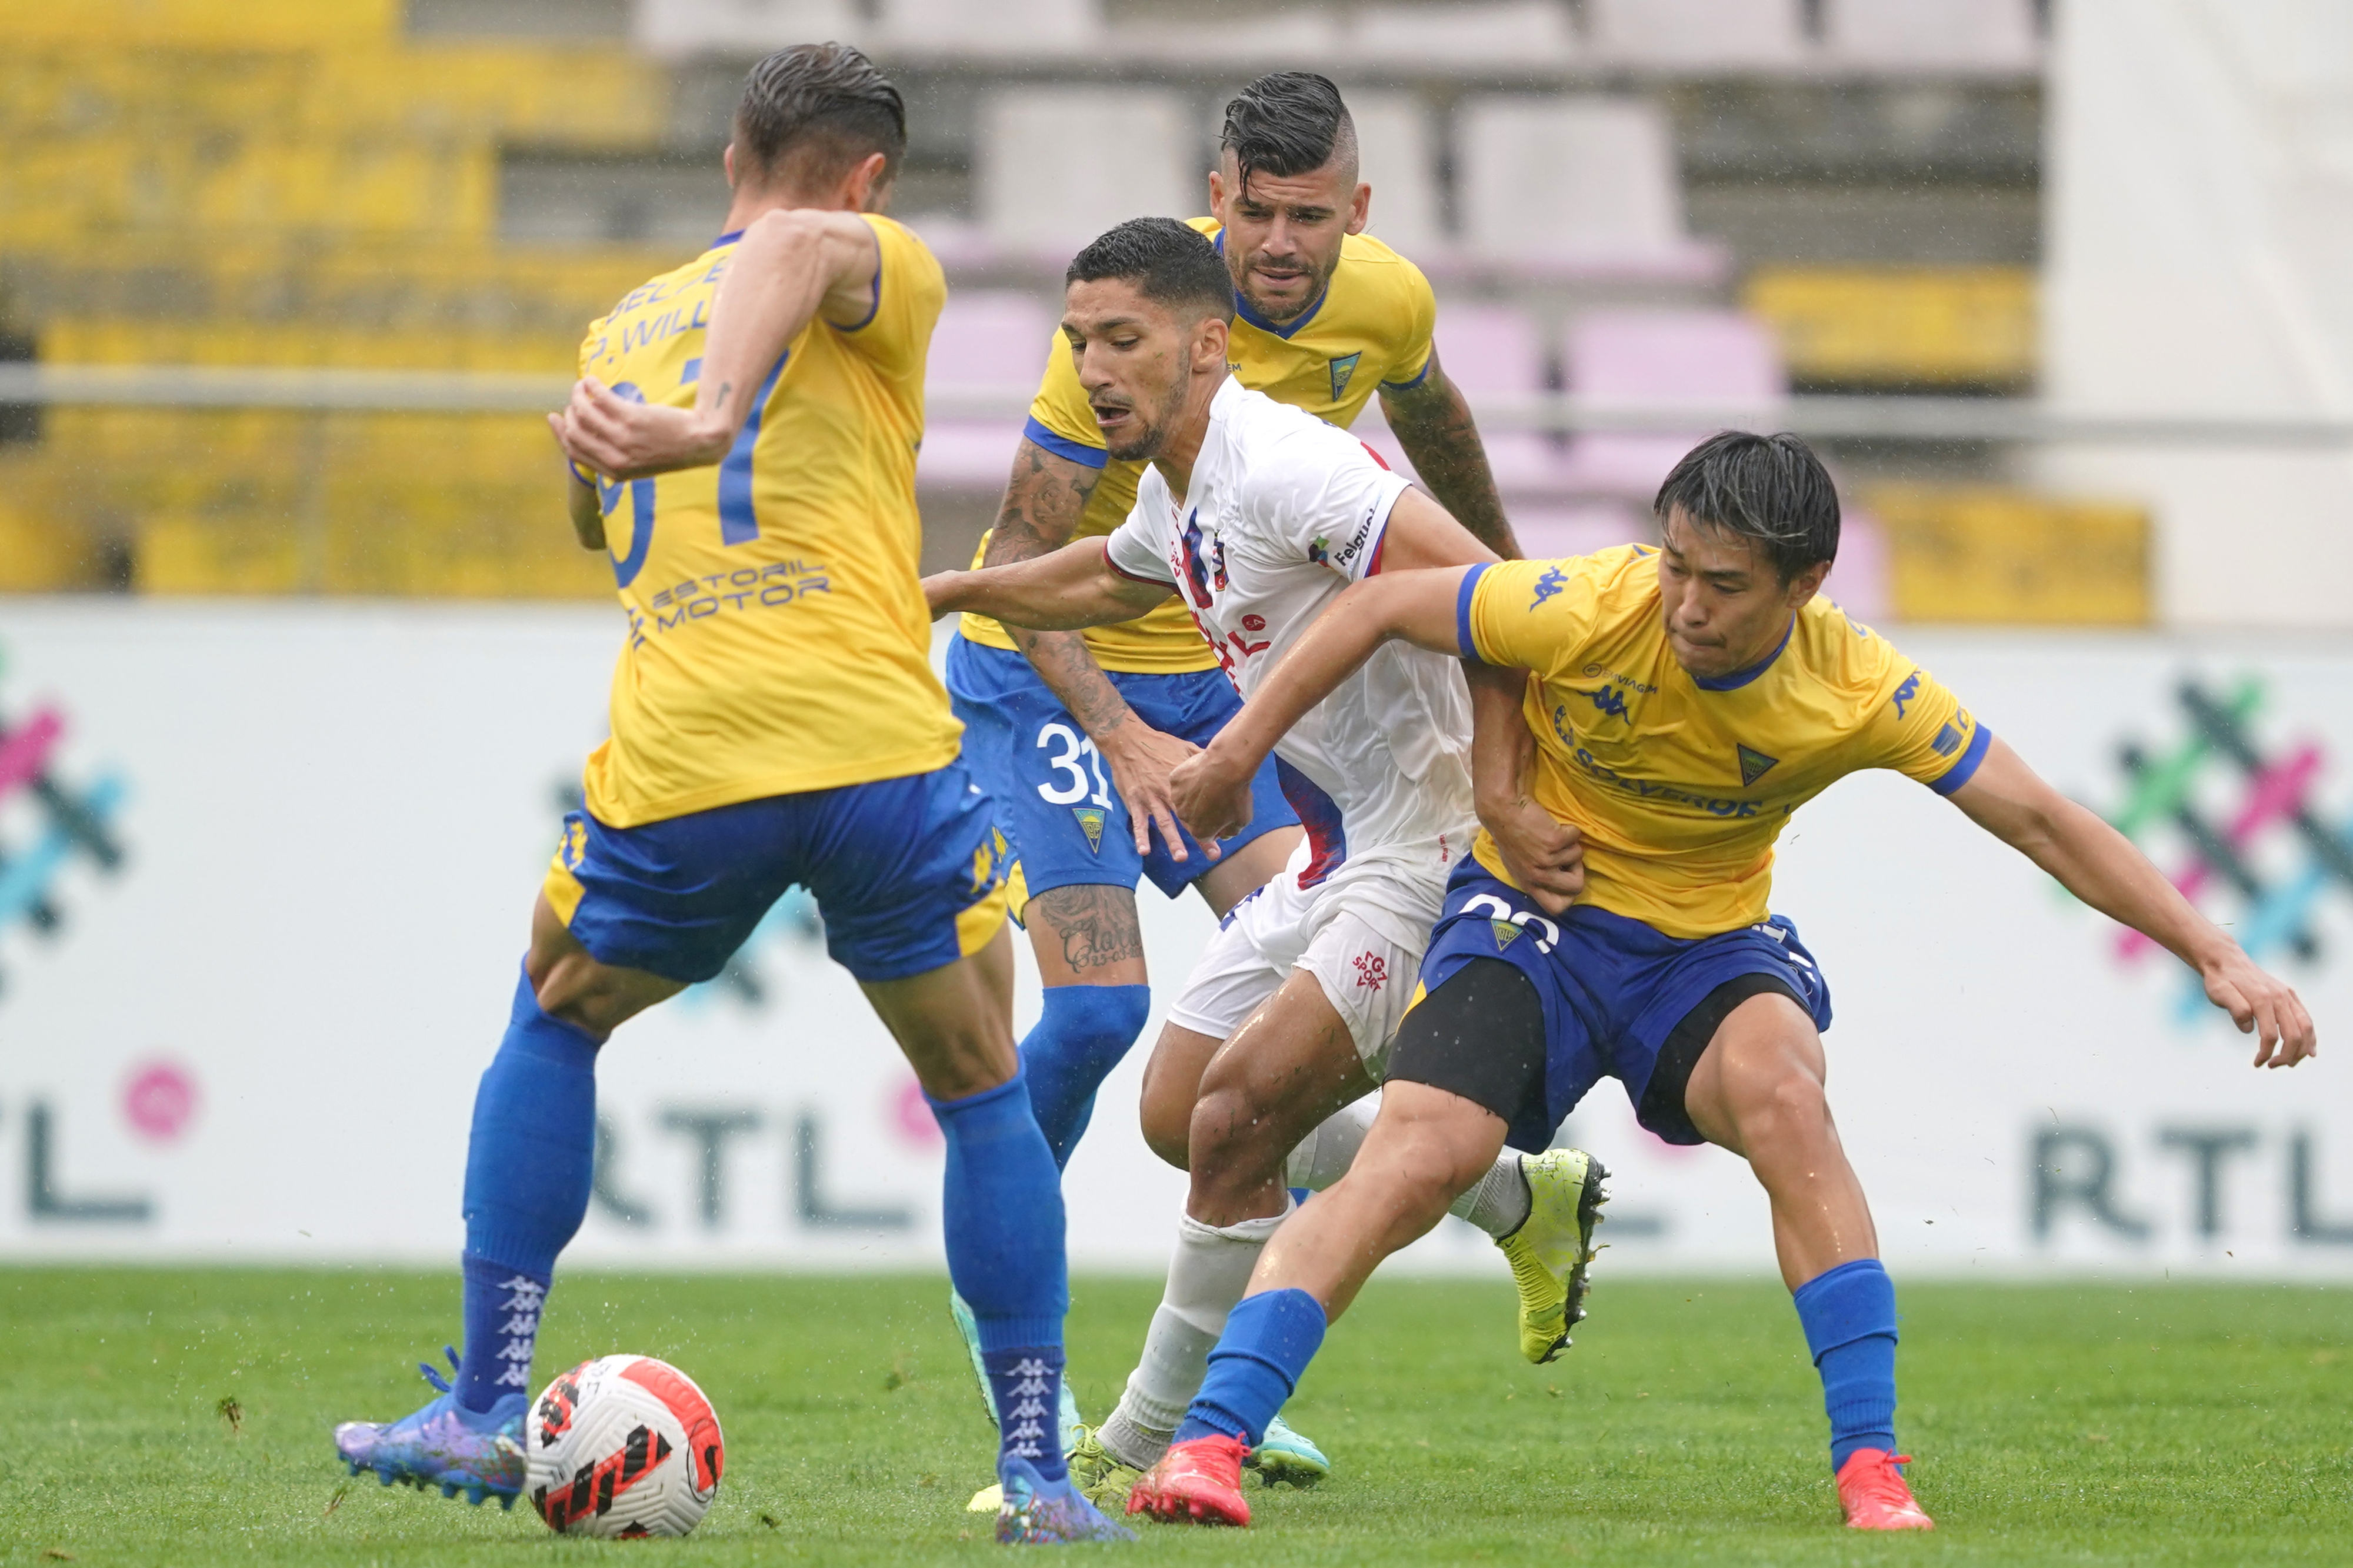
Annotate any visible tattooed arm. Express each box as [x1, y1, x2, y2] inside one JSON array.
[[1378, 348, 1521, 561]]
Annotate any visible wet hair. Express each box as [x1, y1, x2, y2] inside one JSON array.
[[1065, 217, 1235, 326], [732, 43, 906, 187], [1654, 431, 1841, 581], [1219, 71, 1358, 197]]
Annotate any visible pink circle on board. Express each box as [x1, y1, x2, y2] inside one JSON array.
[[893, 1077, 942, 1148], [122, 1060, 198, 1142]]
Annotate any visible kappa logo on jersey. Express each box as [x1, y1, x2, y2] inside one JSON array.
[[1328, 351, 1362, 401], [1891, 670, 1921, 719], [1738, 744, 1780, 786], [1071, 806, 1106, 853], [1353, 951, 1388, 991], [1529, 566, 1570, 610], [1464, 893, 1559, 954], [1581, 685, 1630, 722]]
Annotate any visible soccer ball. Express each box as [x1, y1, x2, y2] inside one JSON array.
[[525, 1355, 725, 1537]]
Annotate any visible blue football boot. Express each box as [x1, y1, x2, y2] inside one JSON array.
[[332, 1348, 526, 1508], [995, 1454, 1138, 1544]]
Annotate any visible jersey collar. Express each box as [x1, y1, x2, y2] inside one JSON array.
[[1215, 230, 1329, 341], [713, 228, 745, 246], [1689, 616, 1795, 692]]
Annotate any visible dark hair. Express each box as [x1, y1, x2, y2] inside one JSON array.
[[1065, 218, 1235, 326], [1653, 431, 1841, 581], [733, 43, 905, 187], [1220, 71, 1357, 196]]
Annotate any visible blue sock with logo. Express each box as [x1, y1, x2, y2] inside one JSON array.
[[1174, 1287, 1327, 1447], [1792, 1257, 1900, 1472], [1020, 983, 1152, 1170], [929, 1067, 1071, 1481], [453, 967, 601, 1414]]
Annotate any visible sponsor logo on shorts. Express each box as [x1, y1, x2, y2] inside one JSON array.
[[1353, 952, 1388, 991]]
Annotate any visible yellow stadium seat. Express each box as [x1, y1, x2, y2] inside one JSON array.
[[1744, 268, 2037, 390], [1864, 485, 2149, 626]]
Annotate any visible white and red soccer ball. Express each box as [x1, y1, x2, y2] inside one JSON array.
[[525, 1355, 725, 1537]]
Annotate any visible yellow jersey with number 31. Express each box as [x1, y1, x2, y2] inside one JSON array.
[[959, 217, 1441, 673], [575, 215, 960, 828], [1460, 546, 1992, 939]]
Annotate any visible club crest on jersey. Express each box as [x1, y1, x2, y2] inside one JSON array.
[[1737, 744, 1779, 786], [1328, 351, 1362, 402], [1071, 806, 1106, 853]]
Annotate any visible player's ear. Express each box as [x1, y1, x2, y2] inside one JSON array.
[[1347, 181, 1370, 236], [1208, 165, 1228, 221], [1195, 313, 1231, 373], [722, 143, 737, 188], [1785, 559, 1832, 609], [848, 151, 890, 213]]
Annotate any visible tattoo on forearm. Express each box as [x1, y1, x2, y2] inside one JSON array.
[[1384, 379, 1519, 559], [1031, 883, 1145, 972], [984, 442, 1134, 736]]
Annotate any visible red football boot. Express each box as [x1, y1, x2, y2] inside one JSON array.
[[1126, 1434, 1251, 1527], [1836, 1449, 1934, 1530]]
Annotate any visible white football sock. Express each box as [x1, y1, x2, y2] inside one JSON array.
[[1096, 1196, 1294, 1470], [1453, 1152, 1532, 1238]]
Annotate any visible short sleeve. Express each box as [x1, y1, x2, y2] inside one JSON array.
[[1240, 423, 1411, 582], [1464, 558, 1604, 670], [1024, 325, 1111, 470], [832, 217, 944, 382], [1377, 259, 1439, 392], [1104, 502, 1176, 587], [1857, 659, 1992, 795]]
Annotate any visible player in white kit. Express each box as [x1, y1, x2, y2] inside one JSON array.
[[924, 218, 1606, 1507]]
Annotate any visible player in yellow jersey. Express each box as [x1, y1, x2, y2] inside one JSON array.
[[332, 46, 1131, 1547], [1136, 432, 2317, 1532], [942, 72, 1521, 1488]]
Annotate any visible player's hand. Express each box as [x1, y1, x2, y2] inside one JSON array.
[[1098, 720, 1213, 862], [2199, 945, 2317, 1067], [1482, 796, 1584, 916], [549, 376, 731, 481], [1169, 745, 1257, 848]]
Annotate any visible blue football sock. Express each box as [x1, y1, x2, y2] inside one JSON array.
[[929, 1067, 1071, 1482], [453, 967, 600, 1414], [1792, 1257, 1900, 1472], [1019, 983, 1151, 1170], [1175, 1287, 1327, 1448]]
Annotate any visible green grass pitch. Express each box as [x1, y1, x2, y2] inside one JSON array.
[[0, 1267, 2345, 1565]]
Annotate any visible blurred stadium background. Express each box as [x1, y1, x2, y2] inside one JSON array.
[[4, 0, 2353, 1287]]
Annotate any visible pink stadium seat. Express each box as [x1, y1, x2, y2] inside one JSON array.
[[917, 291, 1056, 492], [1511, 501, 1652, 561], [1429, 300, 1565, 499], [1585, 0, 1808, 68], [1822, 0, 2039, 71], [1823, 507, 1892, 625], [1557, 309, 1787, 499]]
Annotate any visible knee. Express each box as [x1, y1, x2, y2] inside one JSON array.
[[1040, 983, 1152, 1059], [1729, 1063, 1832, 1147], [1141, 1095, 1191, 1170], [1186, 1086, 1282, 1193]]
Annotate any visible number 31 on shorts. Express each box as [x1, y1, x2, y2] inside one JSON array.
[[1035, 722, 1112, 808]]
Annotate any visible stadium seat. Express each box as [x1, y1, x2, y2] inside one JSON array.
[[1428, 299, 1567, 498], [1864, 486, 2149, 625], [975, 88, 1194, 259], [1584, 0, 1809, 68], [1352, 2, 1577, 65], [1348, 93, 1444, 260], [1511, 500, 1651, 561], [1742, 266, 2037, 389], [1557, 309, 1787, 498], [632, 0, 865, 57], [917, 291, 1055, 492], [878, 0, 1100, 54], [1454, 96, 1724, 282], [1821, 0, 2041, 71]]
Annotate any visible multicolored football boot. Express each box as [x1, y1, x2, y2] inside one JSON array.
[[1127, 1433, 1252, 1527], [1242, 1414, 1330, 1488], [1495, 1148, 1608, 1364], [1837, 1449, 1934, 1530], [995, 1454, 1138, 1544], [332, 1349, 525, 1507]]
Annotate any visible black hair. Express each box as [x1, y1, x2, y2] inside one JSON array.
[[733, 43, 905, 187], [1653, 431, 1841, 581], [1065, 218, 1235, 326], [1219, 71, 1357, 196]]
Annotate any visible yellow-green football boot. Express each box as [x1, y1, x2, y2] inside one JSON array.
[[1494, 1147, 1608, 1363]]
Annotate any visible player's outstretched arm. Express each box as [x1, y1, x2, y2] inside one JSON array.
[[923, 537, 1170, 633], [550, 208, 882, 481], [1467, 663, 1583, 914], [1949, 735, 2317, 1067], [1379, 350, 1521, 560]]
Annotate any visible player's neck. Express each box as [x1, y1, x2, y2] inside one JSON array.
[[719, 182, 864, 235], [1148, 372, 1226, 505]]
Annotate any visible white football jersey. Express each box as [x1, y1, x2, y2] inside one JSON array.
[[1104, 378, 1477, 902]]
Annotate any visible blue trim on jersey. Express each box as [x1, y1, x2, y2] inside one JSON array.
[[717, 351, 791, 546], [610, 471, 656, 588], [714, 229, 744, 246], [1455, 562, 1492, 662], [1379, 355, 1435, 393], [1216, 231, 1328, 341], [1928, 722, 1994, 798], [1274, 757, 1347, 889], [1022, 415, 1109, 470], [1691, 618, 1795, 692], [834, 256, 882, 332]]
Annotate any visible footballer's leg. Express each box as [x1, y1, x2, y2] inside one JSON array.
[[1680, 989, 1929, 1530]]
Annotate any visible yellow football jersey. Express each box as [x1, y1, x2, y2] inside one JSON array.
[[1462, 546, 1989, 939], [960, 216, 1439, 673], [575, 215, 961, 828]]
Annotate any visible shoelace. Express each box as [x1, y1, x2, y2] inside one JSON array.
[[417, 1345, 461, 1395], [1847, 1454, 1918, 1509]]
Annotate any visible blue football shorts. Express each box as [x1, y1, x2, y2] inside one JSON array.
[[943, 636, 1299, 911], [1397, 858, 1833, 1155], [541, 760, 1009, 985]]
